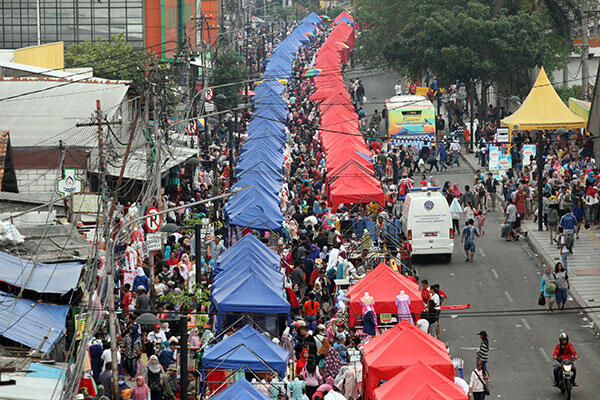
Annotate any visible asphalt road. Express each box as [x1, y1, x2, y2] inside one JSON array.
[[361, 71, 600, 399]]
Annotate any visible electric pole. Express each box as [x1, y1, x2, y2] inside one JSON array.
[[76, 100, 122, 398]]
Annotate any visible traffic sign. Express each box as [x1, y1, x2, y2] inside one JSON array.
[[251, 15, 257, 23], [204, 87, 214, 101], [186, 120, 197, 135], [145, 207, 162, 233], [146, 232, 163, 251], [237, 30, 244, 39]]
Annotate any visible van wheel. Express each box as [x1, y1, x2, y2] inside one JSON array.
[[443, 254, 452, 263]]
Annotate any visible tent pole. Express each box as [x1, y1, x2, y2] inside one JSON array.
[[537, 130, 544, 231]]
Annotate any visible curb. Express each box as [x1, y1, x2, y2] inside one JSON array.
[[461, 150, 600, 331]]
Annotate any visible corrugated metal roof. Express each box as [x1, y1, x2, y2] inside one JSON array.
[[0, 78, 129, 148]]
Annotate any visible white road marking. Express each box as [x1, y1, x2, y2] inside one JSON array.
[[539, 347, 551, 362], [521, 318, 531, 330], [479, 248, 486, 257], [491, 268, 499, 278], [504, 291, 514, 303], [461, 347, 497, 350]]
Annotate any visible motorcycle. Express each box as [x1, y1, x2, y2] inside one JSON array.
[[555, 357, 575, 399]]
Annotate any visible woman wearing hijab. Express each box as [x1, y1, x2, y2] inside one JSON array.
[[321, 344, 344, 381], [295, 348, 309, 375], [309, 244, 320, 261], [145, 355, 164, 400], [132, 268, 149, 294], [313, 200, 322, 215], [188, 328, 201, 348], [123, 324, 142, 379], [452, 183, 462, 198], [442, 181, 451, 195], [133, 376, 151, 400]]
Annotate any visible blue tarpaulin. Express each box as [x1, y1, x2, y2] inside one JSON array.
[[0, 291, 69, 353], [212, 274, 289, 314], [211, 379, 270, 400], [202, 325, 290, 376], [0, 251, 83, 295], [215, 234, 279, 271]]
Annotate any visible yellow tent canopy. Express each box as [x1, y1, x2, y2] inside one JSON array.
[[501, 67, 586, 131]]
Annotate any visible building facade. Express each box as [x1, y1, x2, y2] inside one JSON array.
[[0, 0, 197, 60]]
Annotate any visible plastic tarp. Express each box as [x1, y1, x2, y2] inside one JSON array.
[[0, 251, 83, 295], [211, 379, 271, 400], [214, 234, 279, 272], [363, 323, 454, 398], [212, 264, 284, 290], [373, 361, 468, 400], [501, 66, 586, 131], [212, 273, 290, 314], [363, 320, 447, 355], [348, 263, 423, 327], [202, 325, 290, 376], [0, 291, 69, 353]]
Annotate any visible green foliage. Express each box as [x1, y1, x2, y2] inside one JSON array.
[[355, 0, 570, 98], [64, 33, 149, 86], [212, 50, 249, 110], [159, 283, 211, 312], [555, 85, 583, 102]]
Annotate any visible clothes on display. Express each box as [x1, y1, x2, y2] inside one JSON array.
[[395, 291, 413, 324]]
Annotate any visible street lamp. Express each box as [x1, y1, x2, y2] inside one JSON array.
[[104, 186, 250, 399]]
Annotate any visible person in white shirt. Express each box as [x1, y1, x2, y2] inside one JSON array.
[[394, 80, 403, 96], [469, 360, 490, 399], [147, 324, 167, 345], [101, 342, 121, 371]]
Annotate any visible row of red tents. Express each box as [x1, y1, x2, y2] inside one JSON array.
[[311, 12, 385, 211], [346, 262, 466, 400]]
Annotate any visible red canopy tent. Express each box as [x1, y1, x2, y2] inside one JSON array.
[[362, 327, 455, 399], [347, 262, 423, 327], [328, 174, 384, 211], [373, 361, 467, 400], [364, 320, 447, 356]]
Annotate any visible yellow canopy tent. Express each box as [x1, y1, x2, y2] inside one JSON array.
[[501, 67, 587, 132]]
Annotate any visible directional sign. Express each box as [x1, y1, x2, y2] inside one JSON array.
[[204, 87, 214, 101], [237, 30, 244, 39], [186, 120, 197, 135], [145, 207, 162, 233]]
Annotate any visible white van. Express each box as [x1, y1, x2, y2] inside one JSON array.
[[401, 188, 454, 261]]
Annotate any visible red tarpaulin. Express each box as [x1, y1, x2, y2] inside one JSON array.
[[348, 263, 424, 327], [363, 326, 455, 399], [363, 320, 447, 355], [373, 361, 467, 400]]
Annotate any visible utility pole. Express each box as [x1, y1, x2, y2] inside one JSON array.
[[228, 114, 235, 184], [582, 0, 590, 99], [179, 316, 189, 397], [77, 100, 122, 398]]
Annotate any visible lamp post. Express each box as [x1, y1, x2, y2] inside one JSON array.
[[105, 186, 250, 398]]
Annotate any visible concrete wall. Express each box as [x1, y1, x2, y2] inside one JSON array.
[[16, 168, 87, 194]]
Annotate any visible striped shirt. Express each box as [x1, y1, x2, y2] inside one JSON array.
[[477, 338, 489, 362]]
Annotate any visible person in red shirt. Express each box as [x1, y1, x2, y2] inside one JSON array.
[[514, 185, 527, 219], [553, 332, 578, 386], [420, 279, 431, 306], [121, 283, 132, 311], [399, 233, 412, 274]]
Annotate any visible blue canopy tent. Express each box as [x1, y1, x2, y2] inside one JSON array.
[[335, 16, 355, 27], [236, 152, 284, 174], [210, 379, 270, 400], [214, 234, 279, 270], [211, 274, 290, 334], [226, 199, 284, 231], [224, 187, 280, 216], [202, 325, 290, 377], [303, 12, 322, 25], [0, 290, 69, 353], [212, 258, 283, 284], [212, 267, 284, 295]]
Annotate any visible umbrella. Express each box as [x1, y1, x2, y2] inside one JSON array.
[[303, 68, 322, 78], [135, 313, 160, 325], [320, 15, 331, 20]]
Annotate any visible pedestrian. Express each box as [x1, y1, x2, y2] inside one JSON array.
[[554, 262, 570, 311], [547, 203, 559, 244], [504, 200, 519, 241], [476, 331, 489, 372], [450, 197, 463, 234], [475, 210, 486, 235], [161, 364, 178, 400], [98, 362, 113, 400], [461, 219, 479, 262], [484, 173, 498, 212], [394, 80, 403, 96], [540, 266, 557, 312], [468, 360, 490, 400], [133, 376, 151, 400], [355, 80, 365, 105], [556, 227, 570, 270]]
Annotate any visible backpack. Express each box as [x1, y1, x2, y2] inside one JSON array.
[[477, 186, 485, 197], [398, 181, 407, 196], [564, 233, 574, 250]]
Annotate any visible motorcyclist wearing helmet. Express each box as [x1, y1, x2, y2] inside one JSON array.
[[553, 332, 578, 386]]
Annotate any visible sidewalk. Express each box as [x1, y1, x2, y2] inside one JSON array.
[[460, 150, 600, 331]]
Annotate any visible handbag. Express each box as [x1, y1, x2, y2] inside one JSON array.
[[538, 292, 546, 306], [475, 370, 490, 395]]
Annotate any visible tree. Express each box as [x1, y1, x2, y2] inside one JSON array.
[[355, 0, 571, 118], [211, 50, 250, 110], [64, 33, 149, 87]]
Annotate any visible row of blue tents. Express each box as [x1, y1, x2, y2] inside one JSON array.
[[225, 12, 322, 232]]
